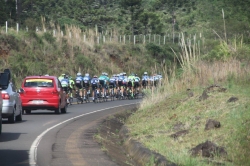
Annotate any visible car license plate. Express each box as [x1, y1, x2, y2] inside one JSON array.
[[32, 100, 44, 104]]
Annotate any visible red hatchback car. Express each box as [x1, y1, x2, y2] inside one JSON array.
[[19, 75, 67, 114]]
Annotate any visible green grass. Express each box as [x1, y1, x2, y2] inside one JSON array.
[[126, 83, 250, 165]]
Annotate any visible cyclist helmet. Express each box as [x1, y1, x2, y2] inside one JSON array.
[[85, 73, 89, 77], [130, 73, 135, 76], [123, 72, 127, 76], [113, 74, 116, 77], [77, 72, 81, 76], [93, 75, 97, 78], [135, 73, 138, 76], [144, 72, 148, 75], [105, 73, 108, 76]]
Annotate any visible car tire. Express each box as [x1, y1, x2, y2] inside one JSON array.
[[55, 105, 61, 114], [8, 107, 16, 123], [0, 118, 2, 135], [16, 110, 22, 122], [61, 104, 67, 114]]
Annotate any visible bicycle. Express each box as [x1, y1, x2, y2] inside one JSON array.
[[83, 87, 91, 103], [126, 86, 134, 100], [75, 89, 83, 104], [68, 87, 74, 105], [109, 85, 115, 101], [93, 87, 103, 103]]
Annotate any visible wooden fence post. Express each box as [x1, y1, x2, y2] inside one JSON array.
[[6, 21, 8, 33], [16, 23, 19, 33]]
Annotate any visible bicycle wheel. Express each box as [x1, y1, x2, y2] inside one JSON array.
[[111, 89, 114, 101], [69, 97, 73, 105]]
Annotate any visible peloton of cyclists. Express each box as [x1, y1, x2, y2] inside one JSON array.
[[57, 70, 163, 103]]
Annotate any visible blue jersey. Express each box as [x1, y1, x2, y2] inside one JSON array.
[[142, 75, 149, 81], [75, 76, 83, 83], [60, 78, 69, 87], [83, 76, 91, 84], [118, 75, 124, 82], [91, 78, 99, 85], [109, 77, 116, 84]]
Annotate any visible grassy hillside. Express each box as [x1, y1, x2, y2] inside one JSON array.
[[125, 38, 250, 165]]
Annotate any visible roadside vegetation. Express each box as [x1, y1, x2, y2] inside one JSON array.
[[0, 26, 172, 86], [126, 33, 250, 165]]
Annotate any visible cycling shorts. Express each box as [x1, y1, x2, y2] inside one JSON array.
[[142, 80, 148, 87], [75, 82, 83, 89], [62, 87, 69, 93], [127, 81, 133, 88], [118, 80, 123, 87], [134, 82, 139, 88], [123, 82, 127, 88], [83, 82, 90, 88], [91, 84, 98, 90], [99, 80, 105, 88], [109, 83, 116, 89]]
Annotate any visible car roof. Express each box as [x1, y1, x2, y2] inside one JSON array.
[[24, 75, 57, 79]]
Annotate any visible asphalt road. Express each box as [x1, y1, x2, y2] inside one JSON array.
[[0, 98, 141, 166]]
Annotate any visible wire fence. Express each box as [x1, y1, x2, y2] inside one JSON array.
[[1, 21, 204, 46]]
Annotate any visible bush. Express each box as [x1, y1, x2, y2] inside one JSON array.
[[42, 32, 55, 43]]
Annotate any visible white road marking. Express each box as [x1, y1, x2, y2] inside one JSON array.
[[29, 102, 139, 166]]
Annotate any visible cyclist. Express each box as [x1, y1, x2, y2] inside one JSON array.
[[141, 72, 149, 89], [68, 76, 75, 99], [109, 74, 117, 96], [75, 72, 84, 99], [90, 75, 99, 102], [60, 75, 70, 103], [117, 73, 125, 97], [134, 74, 141, 94], [98, 72, 109, 98], [153, 73, 159, 87], [83, 73, 91, 101], [127, 73, 136, 97], [58, 73, 65, 82]]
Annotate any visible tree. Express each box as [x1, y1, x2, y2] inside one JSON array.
[[120, 0, 143, 35]]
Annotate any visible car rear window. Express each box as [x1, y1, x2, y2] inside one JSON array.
[[24, 78, 54, 87]]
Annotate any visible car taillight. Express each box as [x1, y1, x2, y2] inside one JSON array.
[[2, 93, 10, 100]]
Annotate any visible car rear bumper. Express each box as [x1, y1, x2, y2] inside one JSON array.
[[21, 97, 60, 110], [2, 106, 14, 117]]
